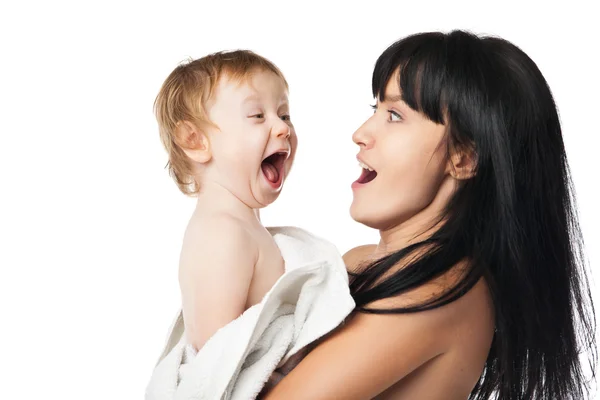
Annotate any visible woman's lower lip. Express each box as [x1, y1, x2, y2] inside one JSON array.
[[352, 175, 377, 189]]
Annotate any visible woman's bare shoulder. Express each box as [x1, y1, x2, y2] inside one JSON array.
[[343, 244, 378, 271], [262, 255, 494, 399]]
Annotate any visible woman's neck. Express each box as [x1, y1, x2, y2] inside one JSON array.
[[377, 176, 457, 254]]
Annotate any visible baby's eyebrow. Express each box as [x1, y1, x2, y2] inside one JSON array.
[[242, 94, 261, 104]]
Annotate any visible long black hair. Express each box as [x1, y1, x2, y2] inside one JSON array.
[[349, 30, 597, 399]]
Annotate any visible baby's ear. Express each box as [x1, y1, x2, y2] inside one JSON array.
[[176, 121, 211, 163], [447, 143, 477, 180]]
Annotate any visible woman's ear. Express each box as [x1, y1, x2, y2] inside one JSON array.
[[176, 121, 211, 163], [447, 144, 477, 180]]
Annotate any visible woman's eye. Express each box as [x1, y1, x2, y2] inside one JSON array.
[[388, 110, 402, 122], [280, 114, 290, 121], [251, 113, 264, 119]]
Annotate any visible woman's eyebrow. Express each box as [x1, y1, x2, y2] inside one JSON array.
[[383, 94, 403, 103], [382, 94, 411, 113]]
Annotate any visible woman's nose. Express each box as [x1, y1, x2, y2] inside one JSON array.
[[352, 117, 375, 149]]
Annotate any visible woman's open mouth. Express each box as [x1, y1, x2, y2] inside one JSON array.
[[353, 160, 377, 188], [356, 168, 377, 184], [261, 151, 287, 189]]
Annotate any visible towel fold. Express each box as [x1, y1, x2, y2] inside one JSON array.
[[145, 226, 355, 400]]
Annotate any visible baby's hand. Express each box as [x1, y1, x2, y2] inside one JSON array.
[[257, 370, 286, 398], [256, 346, 312, 398], [276, 346, 310, 375]]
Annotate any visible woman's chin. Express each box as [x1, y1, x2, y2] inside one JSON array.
[[350, 203, 381, 230]]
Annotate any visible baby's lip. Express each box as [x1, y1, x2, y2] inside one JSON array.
[[263, 147, 290, 161]]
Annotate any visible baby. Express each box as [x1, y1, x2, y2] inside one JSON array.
[[154, 50, 297, 352]]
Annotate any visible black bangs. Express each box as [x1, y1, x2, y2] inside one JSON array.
[[371, 32, 448, 125]]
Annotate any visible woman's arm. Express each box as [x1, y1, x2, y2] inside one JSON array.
[[262, 298, 451, 399]]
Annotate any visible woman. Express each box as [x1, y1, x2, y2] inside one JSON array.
[[263, 30, 597, 399]]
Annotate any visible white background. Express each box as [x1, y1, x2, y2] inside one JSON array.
[[1, 0, 598, 398]]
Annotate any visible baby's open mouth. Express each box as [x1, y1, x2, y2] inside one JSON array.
[[261, 152, 287, 186]]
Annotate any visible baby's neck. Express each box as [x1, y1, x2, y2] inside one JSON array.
[[194, 181, 260, 223]]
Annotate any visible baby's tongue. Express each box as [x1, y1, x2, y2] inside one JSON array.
[[261, 162, 279, 183]]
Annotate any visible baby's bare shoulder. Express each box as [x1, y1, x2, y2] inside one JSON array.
[[179, 213, 259, 277]]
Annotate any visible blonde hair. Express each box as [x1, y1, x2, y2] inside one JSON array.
[[154, 50, 288, 195]]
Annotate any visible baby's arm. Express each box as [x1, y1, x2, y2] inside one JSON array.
[[178, 215, 257, 351]]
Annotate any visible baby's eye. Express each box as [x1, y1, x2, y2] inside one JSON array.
[[280, 114, 290, 121], [251, 113, 264, 119]]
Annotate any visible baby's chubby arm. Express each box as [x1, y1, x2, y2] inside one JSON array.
[[178, 215, 258, 352]]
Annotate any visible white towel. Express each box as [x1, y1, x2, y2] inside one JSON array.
[[145, 226, 355, 400]]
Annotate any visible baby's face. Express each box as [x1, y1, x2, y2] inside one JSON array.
[[203, 69, 297, 208]]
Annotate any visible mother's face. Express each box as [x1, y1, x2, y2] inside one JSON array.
[[350, 71, 451, 231]]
